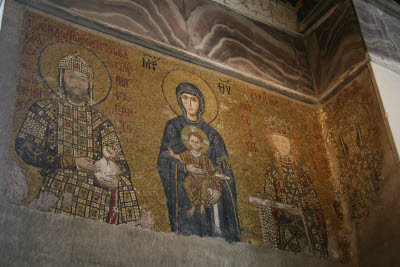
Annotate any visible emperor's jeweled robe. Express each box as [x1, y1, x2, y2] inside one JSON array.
[[16, 99, 140, 224]]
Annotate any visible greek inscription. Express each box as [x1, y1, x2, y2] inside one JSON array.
[[239, 101, 253, 113], [240, 115, 251, 126], [17, 85, 42, 99], [25, 14, 129, 59], [15, 98, 29, 111], [244, 141, 260, 153], [218, 79, 231, 95], [15, 84, 42, 111], [21, 59, 35, 72], [115, 62, 133, 76], [142, 54, 160, 71], [115, 103, 133, 118], [19, 72, 42, 86], [23, 31, 43, 46], [115, 90, 131, 102], [119, 120, 132, 135], [21, 45, 37, 57], [250, 91, 278, 106], [116, 76, 129, 87]]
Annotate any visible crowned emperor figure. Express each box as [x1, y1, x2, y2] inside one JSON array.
[[15, 53, 140, 224]]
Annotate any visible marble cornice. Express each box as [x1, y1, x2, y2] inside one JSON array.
[[361, 0, 400, 21], [353, 0, 400, 74], [12, 0, 380, 105], [206, 0, 300, 36], [15, 0, 317, 103]]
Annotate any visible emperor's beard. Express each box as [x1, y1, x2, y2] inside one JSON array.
[[63, 87, 90, 105]]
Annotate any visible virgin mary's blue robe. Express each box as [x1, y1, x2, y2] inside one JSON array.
[[157, 83, 241, 242]]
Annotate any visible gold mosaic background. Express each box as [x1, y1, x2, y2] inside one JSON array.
[[9, 11, 397, 256]]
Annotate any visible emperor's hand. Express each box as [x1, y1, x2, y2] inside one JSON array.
[[75, 157, 100, 172]]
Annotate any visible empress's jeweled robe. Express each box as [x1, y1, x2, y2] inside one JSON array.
[[261, 156, 328, 257], [15, 99, 140, 224]]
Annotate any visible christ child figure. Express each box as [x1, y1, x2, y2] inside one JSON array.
[[168, 132, 229, 216]]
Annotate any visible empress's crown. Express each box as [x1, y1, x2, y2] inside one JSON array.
[[58, 53, 93, 78], [264, 115, 292, 137]]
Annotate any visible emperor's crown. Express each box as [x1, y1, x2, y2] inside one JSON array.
[[58, 53, 93, 78]]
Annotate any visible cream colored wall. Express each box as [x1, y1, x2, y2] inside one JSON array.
[[370, 62, 400, 157], [0, 0, 5, 30]]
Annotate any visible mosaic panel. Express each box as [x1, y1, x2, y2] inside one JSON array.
[[8, 10, 398, 262], [322, 70, 386, 223]]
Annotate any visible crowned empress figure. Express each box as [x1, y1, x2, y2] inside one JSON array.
[[261, 115, 328, 257]]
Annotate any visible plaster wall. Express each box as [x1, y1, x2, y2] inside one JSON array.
[[370, 62, 400, 156], [0, 0, 5, 31]]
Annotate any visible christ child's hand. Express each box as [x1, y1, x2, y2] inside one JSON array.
[[207, 189, 221, 206]]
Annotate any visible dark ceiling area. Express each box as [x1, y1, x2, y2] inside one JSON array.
[[286, 0, 400, 21], [283, 0, 321, 21]]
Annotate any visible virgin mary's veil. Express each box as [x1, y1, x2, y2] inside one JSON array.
[[176, 83, 205, 120]]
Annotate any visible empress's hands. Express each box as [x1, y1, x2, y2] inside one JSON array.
[[75, 157, 100, 172], [207, 189, 221, 206], [186, 164, 206, 175]]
